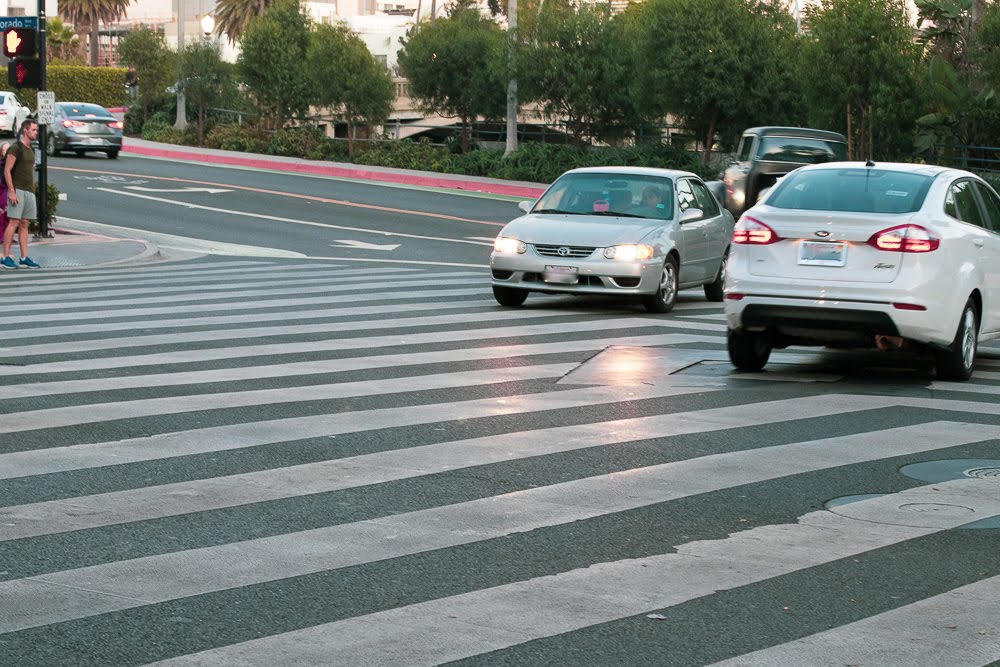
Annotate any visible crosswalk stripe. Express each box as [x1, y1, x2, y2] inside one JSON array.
[[141, 477, 1000, 667], [2, 422, 993, 632]]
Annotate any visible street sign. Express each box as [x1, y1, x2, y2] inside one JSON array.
[[0, 17, 38, 31], [37, 90, 54, 124]]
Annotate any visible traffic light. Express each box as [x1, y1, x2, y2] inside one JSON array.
[[3, 28, 36, 58], [7, 58, 41, 88]]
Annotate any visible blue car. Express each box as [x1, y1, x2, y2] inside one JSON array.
[[46, 102, 123, 159]]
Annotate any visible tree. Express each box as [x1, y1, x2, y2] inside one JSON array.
[[634, 0, 801, 164], [237, 0, 312, 130], [181, 40, 235, 144], [521, 2, 642, 146], [46, 17, 83, 63], [800, 0, 924, 160], [307, 24, 395, 158], [214, 0, 273, 44], [397, 7, 507, 152], [118, 26, 176, 123], [59, 0, 134, 67]]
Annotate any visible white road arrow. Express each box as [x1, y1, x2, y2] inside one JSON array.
[[124, 186, 232, 194], [331, 240, 401, 251]]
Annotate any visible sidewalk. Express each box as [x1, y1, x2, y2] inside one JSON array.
[[18, 137, 548, 270]]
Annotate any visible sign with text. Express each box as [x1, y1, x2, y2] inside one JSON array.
[[37, 90, 54, 124], [0, 17, 38, 31]]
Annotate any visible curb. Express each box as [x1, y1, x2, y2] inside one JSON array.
[[120, 143, 548, 199]]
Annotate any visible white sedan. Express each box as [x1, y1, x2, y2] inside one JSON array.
[[724, 161, 1000, 380], [491, 167, 734, 313], [0, 91, 30, 136]]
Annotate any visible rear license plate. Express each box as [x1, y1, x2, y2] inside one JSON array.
[[83, 138, 104, 145], [543, 265, 579, 284], [798, 241, 846, 267]]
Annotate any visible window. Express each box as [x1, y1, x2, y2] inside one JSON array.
[[757, 136, 848, 164], [973, 182, 1000, 233], [767, 168, 933, 214], [689, 180, 720, 217], [736, 136, 754, 162], [676, 179, 696, 212], [947, 180, 986, 228]]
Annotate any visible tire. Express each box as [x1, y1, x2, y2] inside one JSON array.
[[727, 328, 772, 372], [46, 134, 61, 156], [106, 150, 119, 159], [935, 299, 978, 381], [642, 255, 679, 313], [493, 285, 527, 307], [704, 248, 728, 302], [75, 150, 86, 157]]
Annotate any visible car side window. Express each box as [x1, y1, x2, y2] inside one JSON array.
[[973, 182, 1000, 233], [676, 179, 697, 214], [736, 136, 754, 162], [946, 180, 987, 228], [690, 180, 720, 217]]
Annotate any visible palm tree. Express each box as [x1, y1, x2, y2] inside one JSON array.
[[214, 0, 272, 43], [59, 0, 134, 66], [46, 17, 84, 63]]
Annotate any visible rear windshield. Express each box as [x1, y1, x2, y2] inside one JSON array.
[[757, 136, 847, 164], [765, 168, 934, 214], [60, 103, 111, 117]]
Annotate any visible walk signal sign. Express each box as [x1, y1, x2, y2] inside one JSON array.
[[3, 27, 35, 58], [7, 57, 41, 88]]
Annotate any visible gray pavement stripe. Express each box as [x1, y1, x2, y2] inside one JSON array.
[[0, 370, 730, 480], [4, 276, 477, 312], [4, 424, 995, 634], [0, 363, 578, 440], [0, 333, 703, 399], [710, 575, 1000, 667], [0, 270, 478, 303], [0, 389, 856, 531], [142, 477, 1000, 667], [0, 307, 604, 356], [23, 320, 715, 373]]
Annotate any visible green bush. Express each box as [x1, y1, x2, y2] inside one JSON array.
[[141, 116, 185, 144], [204, 124, 269, 153], [353, 137, 455, 173], [18, 66, 128, 109], [267, 125, 326, 158]]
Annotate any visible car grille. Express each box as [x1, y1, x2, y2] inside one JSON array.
[[534, 244, 596, 258]]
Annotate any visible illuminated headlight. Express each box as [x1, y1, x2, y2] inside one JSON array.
[[603, 244, 654, 261], [494, 236, 527, 254]]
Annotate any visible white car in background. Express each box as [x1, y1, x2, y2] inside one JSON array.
[[0, 91, 30, 136], [724, 161, 1000, 381]]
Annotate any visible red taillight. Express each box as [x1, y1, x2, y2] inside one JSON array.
[[893, 302, 927, 311], [725, 293, 745, 300], [110, 121, 124, 129], [733, 216, 782, 245], [62, 119, 86, 128], [866, 224, 940, 253]]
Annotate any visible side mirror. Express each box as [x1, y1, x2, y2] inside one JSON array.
[[518, 200, 534, 214], [679, 208, 703, 223]]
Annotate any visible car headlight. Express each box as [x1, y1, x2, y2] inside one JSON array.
[[604, 244, 654, 261], [494, 236, 527, 254]]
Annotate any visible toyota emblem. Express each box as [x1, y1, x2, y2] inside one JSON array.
[[814, 231, 831, 238], [557, 246, 571, 256]]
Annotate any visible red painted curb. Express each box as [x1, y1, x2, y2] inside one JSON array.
[[121, 143, 547, 199]]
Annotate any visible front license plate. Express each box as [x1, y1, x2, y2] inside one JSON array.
[[543, 265, 579, 284], [798, 241, 846, 267]]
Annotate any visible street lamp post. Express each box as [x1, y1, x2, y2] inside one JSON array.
[[174, 0, 187, 130]]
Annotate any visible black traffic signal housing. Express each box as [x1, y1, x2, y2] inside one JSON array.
[[4, 28, 39, 89]]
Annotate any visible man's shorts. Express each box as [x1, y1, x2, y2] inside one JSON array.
[[7, 189, 36, 221]]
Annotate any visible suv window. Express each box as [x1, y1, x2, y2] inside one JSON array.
[[973, 182, 1000, 233], [945, 180, 987, 228], [757, 136, 847, 164], [689, 179, 720, 217], [736, 136, 754, 162]]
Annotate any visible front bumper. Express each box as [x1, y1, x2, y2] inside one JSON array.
[[491, 251, 662, 295]]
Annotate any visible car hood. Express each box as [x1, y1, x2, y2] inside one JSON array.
[[500, 214, 665, 247]]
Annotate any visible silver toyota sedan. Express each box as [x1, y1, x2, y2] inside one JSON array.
[[490, 166, 735, 312]]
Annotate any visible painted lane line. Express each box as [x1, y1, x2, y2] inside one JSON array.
[[4, 424, 996, 634], [710, 575, 1000, 667], [143, 476, 1000, 667], [330, 240, 400, 251], [124, 186, 231, 193]]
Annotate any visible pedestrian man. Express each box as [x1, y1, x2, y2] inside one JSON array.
[[2, 118, 40, 269]]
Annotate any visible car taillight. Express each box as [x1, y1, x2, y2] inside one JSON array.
[[866, 224, 940, 253], [110, 121, 124, 129], [733, 216, 781, 245], [62, 119, 86, 128]]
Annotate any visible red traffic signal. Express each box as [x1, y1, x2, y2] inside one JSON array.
[[3, 28, 36, 58], [7, 58, 41, 88]]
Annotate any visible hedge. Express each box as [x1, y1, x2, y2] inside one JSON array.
[[14, 65, 128, 110]]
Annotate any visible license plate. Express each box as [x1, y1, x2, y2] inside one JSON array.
[[798, 241, 846, 266], [543, 265, 579, 284], [83, 138, 104, 145]]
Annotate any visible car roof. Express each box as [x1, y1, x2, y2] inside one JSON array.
[[743, 126, 847, 142], [791, 161, 964, 178], [562, 166, 698, 180]]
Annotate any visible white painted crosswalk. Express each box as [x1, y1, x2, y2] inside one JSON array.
[[1, 258, 998, 667]]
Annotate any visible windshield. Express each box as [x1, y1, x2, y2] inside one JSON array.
[[757, 136, 847, 164], [532, 173, 674, 220], [766, 168, 934, 214]]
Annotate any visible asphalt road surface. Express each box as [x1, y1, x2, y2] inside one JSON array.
[[2, 153, 998, 666]]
